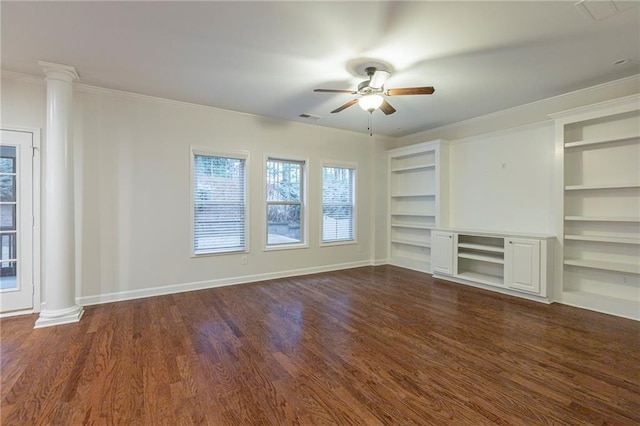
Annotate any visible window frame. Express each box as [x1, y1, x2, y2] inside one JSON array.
[[320, 160, 357, 247], [190, 146, 250, 257], [263, 154, 308, 251]]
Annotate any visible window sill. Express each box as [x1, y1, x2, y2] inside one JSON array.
[[320, 240, 357, 248], [263, 243, 309, 252]]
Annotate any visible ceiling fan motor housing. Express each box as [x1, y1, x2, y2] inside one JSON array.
[[358, 80, 382, 95]]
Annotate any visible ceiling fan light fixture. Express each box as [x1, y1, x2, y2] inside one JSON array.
[[358, 94, 384, 112]]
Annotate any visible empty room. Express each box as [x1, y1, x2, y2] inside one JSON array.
[[1, 1, 639, 424]]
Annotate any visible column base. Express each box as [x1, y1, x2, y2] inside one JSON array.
[[34, 305, 84, 329]]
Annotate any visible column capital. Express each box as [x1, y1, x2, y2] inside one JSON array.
[[39, 60, 79, 83]]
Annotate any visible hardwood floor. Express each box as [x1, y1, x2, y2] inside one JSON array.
[[1, 266, 639, 425]]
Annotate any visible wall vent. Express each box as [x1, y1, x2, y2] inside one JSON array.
[[298, 113, 322, 121]]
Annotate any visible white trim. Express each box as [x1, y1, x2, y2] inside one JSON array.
[[433, 274, 552, 305], [190, 146, 250, 257], [76, 260, 373, 306], [0, 125, 42, 315], [34, 305, 83, 328], [320, 160, 358, 246], [0, 308, 35, 319]]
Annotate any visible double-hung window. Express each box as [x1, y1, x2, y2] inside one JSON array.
[[322, 164, 356, 243], [265, 157, 306, 247], [192, 149, 248, 255]]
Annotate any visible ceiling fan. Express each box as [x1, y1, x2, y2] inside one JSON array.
[[314, 66, 435, 115]]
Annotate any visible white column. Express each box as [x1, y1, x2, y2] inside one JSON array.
[[35, 61, 83, 328]]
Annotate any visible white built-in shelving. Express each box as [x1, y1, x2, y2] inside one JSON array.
[[552, 94, 640, 320], [387, 140, 447, 273], [432, 229, 552, 299]]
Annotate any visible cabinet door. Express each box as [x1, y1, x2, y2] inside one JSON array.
[[505, 238, 540, 294], [432, 231, 454, 275]]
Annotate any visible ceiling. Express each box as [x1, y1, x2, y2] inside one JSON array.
[[2, 1, 639, 137]]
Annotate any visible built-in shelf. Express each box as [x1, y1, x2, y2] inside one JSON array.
[[457, 243, 505, 253], [561, 290, 640, 321], [564, 133, 639, 149], [391, 163, 436, 173], [457, 271, 504, 287], [391, 239, 431, 248], [388, 140, 445, 275], [391, 223, 434, 230], [458, 252, 504, 264], [555, 95, 640, 320], [391, 193, 436, 198], [564, 235, 640, 245], [390, 212, 436, 217], [565, 183, 640, 191], [565, 216, 640, 222], [564, 258, 640, 274]]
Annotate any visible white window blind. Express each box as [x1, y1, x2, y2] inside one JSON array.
[[193, 153, 246, 254], [322, 166, 355, 242], [266, 158, 304, 246]]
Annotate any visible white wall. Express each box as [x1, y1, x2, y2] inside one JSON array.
[[447, 122, 554, 234], [2, 74, 393, 305]]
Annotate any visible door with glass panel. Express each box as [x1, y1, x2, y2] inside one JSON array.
[[0, 129, 34, 313]]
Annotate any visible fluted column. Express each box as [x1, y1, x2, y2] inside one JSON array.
[[35, 61, 83, 328]]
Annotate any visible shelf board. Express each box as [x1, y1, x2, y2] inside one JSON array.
[[564, 133, 639, 149], [565, 183, 640, 191], [560, 290, 640, 321], [564, 258, 640, 274], [457, 242, 505, 253], [564, 216, 640, 223], [458, 252, 504, 264], [457, 271, 504, 287], [391, 193, 436, 198], [390, 212, 435, 217], [389, 257, 431, 274], [391, 223, 434, 230], [391, 163, 436, 173], [564, 234, 640, 245], [391, 239, 431, 248]]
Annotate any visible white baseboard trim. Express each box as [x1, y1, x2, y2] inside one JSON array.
[[433, 273, 552, 305], [77, 260, 374, 307], [372, 258, 389, 266]]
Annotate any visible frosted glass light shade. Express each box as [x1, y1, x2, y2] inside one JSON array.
[[358, 94, 384, 112]]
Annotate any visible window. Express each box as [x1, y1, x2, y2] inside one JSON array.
[[266, 158, 305, 247], [192, 150, 247, 255], [322, 164, 356, 243]]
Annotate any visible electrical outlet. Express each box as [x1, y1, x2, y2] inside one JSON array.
[[356, 245, 362, 253], [241, 255, 248, 265]]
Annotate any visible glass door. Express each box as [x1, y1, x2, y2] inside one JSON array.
[[0, 130, 34, 313]]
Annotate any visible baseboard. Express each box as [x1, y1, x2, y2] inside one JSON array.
[[433, 273, 552, 305], [76, 260, 374, 307], [371, 258, 389, 266]]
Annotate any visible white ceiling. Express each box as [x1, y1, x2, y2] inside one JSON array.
[[2, 1, 639, 137]]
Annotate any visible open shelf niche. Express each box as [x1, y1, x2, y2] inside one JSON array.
[[387, 140, 448, 273], [552, 94, 640, 320]]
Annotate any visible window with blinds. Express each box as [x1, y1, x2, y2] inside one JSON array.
[[322, 165, 356, 243], [192, 151, 247, 255], [266, 158, 305, 246]]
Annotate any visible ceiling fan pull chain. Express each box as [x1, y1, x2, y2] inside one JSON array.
[[368, 111, 373, 136]]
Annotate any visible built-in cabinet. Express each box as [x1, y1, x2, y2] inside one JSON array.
[[387, 140, 448, 273], [432, 229, 551, 300], [552, 94, 640, 320]]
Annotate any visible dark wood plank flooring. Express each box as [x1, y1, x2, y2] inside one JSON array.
[[2, 266, 639, 425]]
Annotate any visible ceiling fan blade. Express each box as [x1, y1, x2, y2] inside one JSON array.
[[369, 70, 391, 89], [379, 99, 396, 115], [385, 86, 435, 96], [314, 89, 357, 94], [331, 99, 358, 113]]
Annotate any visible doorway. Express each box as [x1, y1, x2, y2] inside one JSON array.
[[0, 128, 40, 315]]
